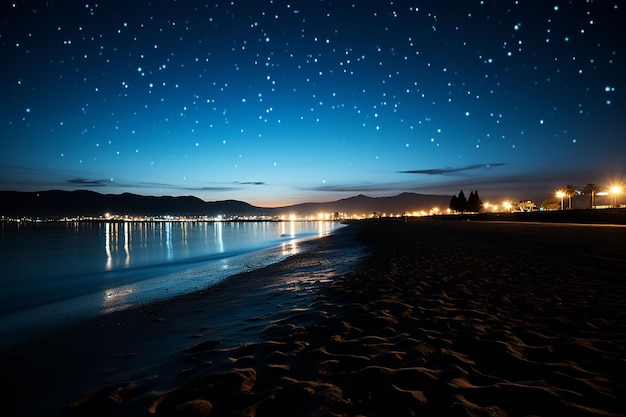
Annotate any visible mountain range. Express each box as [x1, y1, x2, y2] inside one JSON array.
[[0, 190, 452, 218]]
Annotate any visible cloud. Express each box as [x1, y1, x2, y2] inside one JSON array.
[[64, 178, 246, 192], [194, 186, 239, 192], [399, 163, 506, 175], [235, 181, 266, 186], [137, 182, 241, 192], [67, 178, 112, 187]]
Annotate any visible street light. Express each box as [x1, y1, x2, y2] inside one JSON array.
[[611, 186, 622, 208], [556, 190, 565, 210]]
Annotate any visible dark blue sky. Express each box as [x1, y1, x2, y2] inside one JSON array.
[[1, 1, 624, 206]]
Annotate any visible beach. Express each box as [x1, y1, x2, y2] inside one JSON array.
[[2, 219, 625, 416]]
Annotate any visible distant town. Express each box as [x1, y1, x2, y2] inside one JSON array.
[[1, 185, 623, 224]]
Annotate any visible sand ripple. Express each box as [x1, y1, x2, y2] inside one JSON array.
[[18, 220, 626, 416]]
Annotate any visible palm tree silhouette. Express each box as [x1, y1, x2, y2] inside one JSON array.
[[564, 184, 577, 209], [582, 183, 601, 209]]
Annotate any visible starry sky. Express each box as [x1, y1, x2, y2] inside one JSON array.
[[1, 1, 624, 206]]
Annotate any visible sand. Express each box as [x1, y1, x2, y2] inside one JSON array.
[[2, 219, 625, 417]]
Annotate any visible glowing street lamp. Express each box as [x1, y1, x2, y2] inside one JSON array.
[[611, 186, 622, 208], [502, 201, 512, 213], [556, 190, 566, 210]]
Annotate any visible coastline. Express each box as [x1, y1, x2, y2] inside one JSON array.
[[0, 221, 344, 348], [2, 219, 626, 416], [1, 225, 367, 417]]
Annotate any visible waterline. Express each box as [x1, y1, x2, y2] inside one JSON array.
[[0, 221, 344, 347]]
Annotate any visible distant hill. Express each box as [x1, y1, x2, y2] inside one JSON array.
[[0, 190, 272, 217], [0, 190, 452, 218], [279, 192, 452, 216]]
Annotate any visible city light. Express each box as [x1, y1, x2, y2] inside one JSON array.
[[611, 186, 622, 208], [556, 190, 566, 210], [6, 181, 626, 225]]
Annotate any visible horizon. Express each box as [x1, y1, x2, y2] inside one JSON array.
[[1, 2, 624, 206], [1, 187, 615, 214], [0, 184, 614, 210]]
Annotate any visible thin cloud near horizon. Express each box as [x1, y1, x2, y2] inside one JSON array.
[[62, 178, 267, 193], [398, 163, 507, 175], [67, 178, 112, 187]]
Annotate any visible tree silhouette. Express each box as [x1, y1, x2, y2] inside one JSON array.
[[449, 190, 469, 212], [449, 195, 458, 212], [457, 190, 467, 212], [467, 191, 475, 212], [564, 184, 577, 209], [582, 183, 601, 208], [466, 190, 483, 213]]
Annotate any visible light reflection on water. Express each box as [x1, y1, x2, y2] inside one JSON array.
[[97, 220, 338, 312], [95, 220, 342, 311], [101, 221, 263, 272], [105, 222, 113, 270], [1, 220, 344, 346], [123, 222, 130, 267], [215, 221, 224, 253], [103, 220, 338, 274], [281, 240, 299, 256], [102, 286, 137, 313]]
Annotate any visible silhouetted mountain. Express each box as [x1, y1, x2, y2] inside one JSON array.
[[277, 192, 451, 216], [0, 190, 272, 217], [0, 190, 452, 218]]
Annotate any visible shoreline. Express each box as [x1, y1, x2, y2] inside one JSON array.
[[2, 219, 626, 416], [0, 221, 345, 349], [1, 226, 367, 417]]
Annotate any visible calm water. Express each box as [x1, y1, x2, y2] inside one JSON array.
[[0, 220, 343, 346]]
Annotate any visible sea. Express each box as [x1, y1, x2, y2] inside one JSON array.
[[0, 220, 344, 347]]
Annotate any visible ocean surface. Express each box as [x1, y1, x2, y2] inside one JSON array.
[[0, 220, 344, 347]]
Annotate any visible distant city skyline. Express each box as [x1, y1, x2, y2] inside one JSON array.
[[1, 1, 624, 206]]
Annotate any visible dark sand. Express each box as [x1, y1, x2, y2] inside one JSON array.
[[2, 219, 625, 417]]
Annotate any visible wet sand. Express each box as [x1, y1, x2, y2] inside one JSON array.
[[2, 219, 625, 416]]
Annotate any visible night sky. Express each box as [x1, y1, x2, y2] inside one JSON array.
[[1, 1, 624, 206]]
